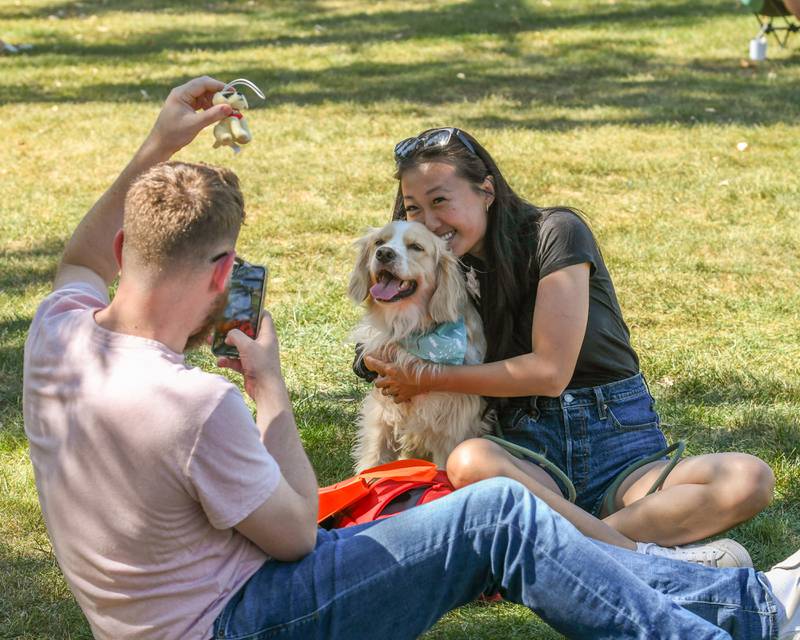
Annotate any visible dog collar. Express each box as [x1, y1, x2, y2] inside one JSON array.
[[401, 318, 467, 365]]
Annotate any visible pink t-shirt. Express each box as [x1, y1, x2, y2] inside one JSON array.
[[23, 281, 281, 639]]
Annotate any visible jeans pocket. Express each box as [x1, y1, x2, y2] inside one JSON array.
[[605, 394, 660, 432], [498, 409, 532, 434]]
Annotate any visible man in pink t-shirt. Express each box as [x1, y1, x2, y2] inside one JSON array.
[[23, 77, 319, 639], [23, 76, 800, 640]]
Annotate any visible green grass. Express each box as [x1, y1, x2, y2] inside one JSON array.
[[2, 0, 799, 637]]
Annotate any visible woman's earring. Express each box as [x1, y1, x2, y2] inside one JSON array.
[[484, 190, 494, 213]]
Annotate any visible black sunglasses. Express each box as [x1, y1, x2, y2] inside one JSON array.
[[394, 127, 477, 161], [210, 250, 235, 264]]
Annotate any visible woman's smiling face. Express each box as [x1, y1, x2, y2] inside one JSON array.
[[400, 162, 493, 259]]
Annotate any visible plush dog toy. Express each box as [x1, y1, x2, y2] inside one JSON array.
[[212, 90, 252, 151], [212, 79, 265, 153]]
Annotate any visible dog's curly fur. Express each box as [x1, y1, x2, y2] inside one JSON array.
[[349, 221, 489, 471]]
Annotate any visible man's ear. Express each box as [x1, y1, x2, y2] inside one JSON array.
[[113, 229, 125, 268], [211, 252, 236, 293]]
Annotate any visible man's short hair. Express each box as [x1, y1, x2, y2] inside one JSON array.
[[123, 161, 245, 270]]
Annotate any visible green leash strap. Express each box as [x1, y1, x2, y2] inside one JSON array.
[[482, 434, 578, 504], [483, 430, 687, 515], [600, 439, 686, 517]]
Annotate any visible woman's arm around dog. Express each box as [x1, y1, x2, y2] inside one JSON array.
[[366, 262, 590, 402]]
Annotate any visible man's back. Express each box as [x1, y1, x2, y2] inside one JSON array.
[[23, 282, 279, 640]]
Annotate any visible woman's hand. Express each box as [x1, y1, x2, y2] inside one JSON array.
[[363, 355, 436, 404]]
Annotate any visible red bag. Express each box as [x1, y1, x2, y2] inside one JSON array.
[[318, 459, 454, 529], [317, 460, 503, 602]]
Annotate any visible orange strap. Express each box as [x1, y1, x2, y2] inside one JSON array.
[[318, 459, 438, 523]]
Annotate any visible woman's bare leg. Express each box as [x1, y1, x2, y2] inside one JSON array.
[[602, 453, 774, 546], [446, 438, 636, 549]]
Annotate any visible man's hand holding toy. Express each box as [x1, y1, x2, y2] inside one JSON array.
[[142, 76, 233, 160]]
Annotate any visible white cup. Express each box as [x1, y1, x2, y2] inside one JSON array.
[[749, 36, 767, 61]]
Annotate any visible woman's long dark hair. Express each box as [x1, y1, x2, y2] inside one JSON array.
[[392, 128, 577, 365]]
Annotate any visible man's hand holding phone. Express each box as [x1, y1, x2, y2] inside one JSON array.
[[217, 311, 286, 404]]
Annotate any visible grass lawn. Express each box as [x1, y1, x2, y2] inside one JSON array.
[[1, 0, 799, 637]]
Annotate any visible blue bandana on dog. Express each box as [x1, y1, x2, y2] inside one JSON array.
[[400, 318, 468, 365]]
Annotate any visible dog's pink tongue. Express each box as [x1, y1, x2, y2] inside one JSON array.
[[370, 279, 401, 301]]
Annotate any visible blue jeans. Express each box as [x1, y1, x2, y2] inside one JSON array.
[[212, 478, 778, 639], [498, 373, 669, 515]]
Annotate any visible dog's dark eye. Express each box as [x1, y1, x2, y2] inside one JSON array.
[[374, 239, 385, 247], [408, 243, 424, 252]]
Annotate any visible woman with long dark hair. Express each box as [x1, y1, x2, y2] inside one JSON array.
[[362, 127, 775, 566]]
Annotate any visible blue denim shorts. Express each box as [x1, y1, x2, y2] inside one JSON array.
[[496, 373, 668, 517]]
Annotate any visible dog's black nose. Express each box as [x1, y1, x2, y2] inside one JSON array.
[[376, 246, 396, 263]]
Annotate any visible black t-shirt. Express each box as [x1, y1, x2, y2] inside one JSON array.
[[484, 210, 639, 392]]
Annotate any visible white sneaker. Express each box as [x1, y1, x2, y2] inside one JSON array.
[[636, 538, 753, 568], [764, 549, 800, 640]]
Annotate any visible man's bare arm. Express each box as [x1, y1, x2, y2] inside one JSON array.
[[221, 315, 319, 560], [55, 76, 233, 290]]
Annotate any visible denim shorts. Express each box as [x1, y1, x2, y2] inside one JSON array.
[[496, 373, 668, 517]]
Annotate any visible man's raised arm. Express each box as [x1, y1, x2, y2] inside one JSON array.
[[55, 76, 233, 290]]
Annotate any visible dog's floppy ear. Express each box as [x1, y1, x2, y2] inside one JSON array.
[[429, 248, 466, 323], [348, 232, 374, 304]]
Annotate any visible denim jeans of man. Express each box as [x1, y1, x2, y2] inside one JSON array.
[[213, 478, 778, 640]]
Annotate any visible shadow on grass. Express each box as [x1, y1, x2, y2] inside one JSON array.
[[3, 0, 737, 34], [0, 545, 92, 638], [4, 0, 800, 128], [654, 370, 800, 455], [0, 238, 62, 297], [9, 54, 800, 129], [663, 415, 800, 460], [658, 369, 800, 407], [0, 238, 62, 415], [0, 316, 32, 417], [292, 387, 361, 485], [0, 0, 323, 20]]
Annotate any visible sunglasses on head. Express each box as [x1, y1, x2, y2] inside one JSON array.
[[393, 127, 477, 161]]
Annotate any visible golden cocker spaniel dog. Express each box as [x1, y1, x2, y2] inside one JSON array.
[[349, 221, 489, 472]]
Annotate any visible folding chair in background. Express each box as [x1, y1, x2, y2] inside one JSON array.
[[740, 0, 800, 57]]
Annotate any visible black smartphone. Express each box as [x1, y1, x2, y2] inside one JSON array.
[[211, 257, 268, 359]]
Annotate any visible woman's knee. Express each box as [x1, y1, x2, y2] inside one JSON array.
[[446, 438, 513, 489], [716, 454, 775, 517]]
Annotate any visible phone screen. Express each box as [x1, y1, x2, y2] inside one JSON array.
[[211, 258, 268, 358]]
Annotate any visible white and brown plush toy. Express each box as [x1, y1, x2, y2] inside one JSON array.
[[212, 79, 265, 153], [213, 90, 252, 151]]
